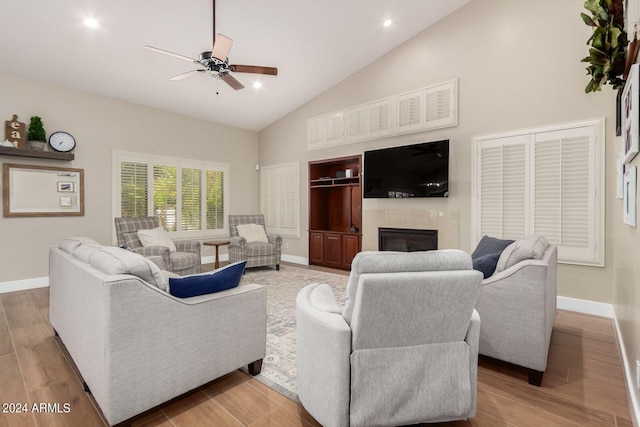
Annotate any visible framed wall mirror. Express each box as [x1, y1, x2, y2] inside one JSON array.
[[3, 163, 84, 217]]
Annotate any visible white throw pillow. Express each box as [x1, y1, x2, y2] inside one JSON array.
[[494, 236, 550, 273], [236, 223, 268, 243], [137, 226, 177, 252]]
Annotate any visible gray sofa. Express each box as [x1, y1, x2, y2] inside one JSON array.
[[49, 237, 266, 426], [296, 250, 483, 427], [476, 240, 557, 386]]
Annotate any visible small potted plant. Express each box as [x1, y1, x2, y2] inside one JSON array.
[[27, 116, 47, 150]]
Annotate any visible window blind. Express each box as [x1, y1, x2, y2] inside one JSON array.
[[260, 162, 300, 238]]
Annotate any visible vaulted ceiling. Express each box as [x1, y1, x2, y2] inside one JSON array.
[[0, 0, 471, 131]]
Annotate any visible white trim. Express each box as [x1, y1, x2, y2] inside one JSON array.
[[0, 277, 49, 294], [556, 296, 613, 318], [613, 310, 640, 427], [281, 254, 309, 265]]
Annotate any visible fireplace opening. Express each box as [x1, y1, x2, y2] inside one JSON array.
[[378, 228, 438, 252]]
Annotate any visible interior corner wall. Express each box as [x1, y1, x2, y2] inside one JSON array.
[[258, 0, 617, 304], [0, 73, 259, 285]]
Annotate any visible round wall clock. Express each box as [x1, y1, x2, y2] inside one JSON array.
[[48, 131, 76, 152]]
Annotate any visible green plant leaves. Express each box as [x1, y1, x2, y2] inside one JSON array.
[[581, 0, 627, 92]]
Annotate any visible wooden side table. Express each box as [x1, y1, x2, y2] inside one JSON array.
[[203, 240, 231, 269]]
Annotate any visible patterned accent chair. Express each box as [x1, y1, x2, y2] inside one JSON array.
[[114, 216, 201, 275], [228, 214, 282, 271]]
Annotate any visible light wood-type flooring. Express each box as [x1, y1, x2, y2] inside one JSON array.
[[0, 270, 633, 426]]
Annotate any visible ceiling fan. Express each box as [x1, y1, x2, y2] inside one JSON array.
[[144, 0, 278, 91]]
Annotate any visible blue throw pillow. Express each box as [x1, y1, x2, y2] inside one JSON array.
[[168, 261, 246, 298], [472, 252, 501, 279], [471, 235, 514, 259]]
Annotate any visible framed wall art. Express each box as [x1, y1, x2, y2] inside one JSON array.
[[622, 63, 639, 164], [624, 165, 637, 227], [3, 163, 84, 217]]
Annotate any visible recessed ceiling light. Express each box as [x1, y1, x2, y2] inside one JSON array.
[[383, 19, 393, 27], [83, 17, 99, 29], [253, 81, 263, 89]]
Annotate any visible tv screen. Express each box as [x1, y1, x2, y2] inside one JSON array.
[[364, 140, 449, 198]]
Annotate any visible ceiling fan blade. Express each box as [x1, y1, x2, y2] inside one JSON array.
[[170, 69, 206, 81], [220, 72, 244, 90], [144, 45, 198, 63], [230, 65, 278, 76], [212, 34, 233, 60]]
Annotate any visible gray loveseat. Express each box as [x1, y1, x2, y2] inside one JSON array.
[[49, 237, 266, 426]]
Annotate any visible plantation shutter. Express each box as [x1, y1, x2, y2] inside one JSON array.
[[477, 136, 529, 240], [368, 100, 392, 138], [206, 170, 224, 230], [153, 165, 177, 231], [425, 80, 456, 129], [260, 162, 300, 238], [347, 107, 368, 142], [473, 119, 603, 266], [120, 161, 148, 218], [181, 168, 202, 231], [532, 127, 596, 264], [397, 90, 423, 133]]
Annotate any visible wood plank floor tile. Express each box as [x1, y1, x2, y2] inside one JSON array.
[[10, 322, 75, 392], [0, 323, 14, 357], [208, 381, 281, 425], [29, 381, 107, 427], [249, 406, 314, 427], [161, 391, 242, 426], [0, 353, 36, 427], [25, 288, 49, 311], [0, 292, 42, 331], [244, 378, 321, 427]]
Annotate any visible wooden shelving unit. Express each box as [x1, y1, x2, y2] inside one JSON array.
[[308, 155, 362, 270], [0, 146, 74, 161]]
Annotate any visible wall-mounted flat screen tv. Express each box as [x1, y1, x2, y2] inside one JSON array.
[[364, 139, 449, 198]]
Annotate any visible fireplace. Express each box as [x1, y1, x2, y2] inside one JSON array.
[[378, 228, 438, 252]]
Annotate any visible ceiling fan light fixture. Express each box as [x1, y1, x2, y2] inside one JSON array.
[[252, 81, 263, 89], [383, 19, 393, 27]]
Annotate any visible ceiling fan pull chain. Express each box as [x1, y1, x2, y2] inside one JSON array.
[[216, 76, 220, 96]]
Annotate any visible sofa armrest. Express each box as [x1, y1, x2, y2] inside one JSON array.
[[267, 234, 282, 247], [228, 236, 247, 248], [174, 240, 201, 255], [296, 283, 351, 427], [132, 246, 170, 270]]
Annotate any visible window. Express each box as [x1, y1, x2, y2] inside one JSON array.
[[471, 118, 604, 266], [113, 151, 229, 238], [260, 162, 300, 238]]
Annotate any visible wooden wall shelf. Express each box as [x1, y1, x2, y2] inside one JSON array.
[[0, 146, 74, 161]]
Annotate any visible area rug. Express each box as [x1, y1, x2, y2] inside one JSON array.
[[238, 264, 348, 401]]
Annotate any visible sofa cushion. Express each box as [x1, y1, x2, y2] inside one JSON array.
[[236, 223, 268, 243], [137, 226, 177, 252], [60, 237, 101, 254], [168, 261, 246, 298], [472, 252, 501, 279], [494, 236, 550, 273], [89, 246, 168, 291], [471, 236, 514, 259]]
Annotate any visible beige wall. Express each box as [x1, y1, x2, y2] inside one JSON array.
[[0, 73, 259, 284], [259, 0, 616, 302]]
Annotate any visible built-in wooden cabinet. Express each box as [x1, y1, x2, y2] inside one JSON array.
[[309, 155, 362, 270]]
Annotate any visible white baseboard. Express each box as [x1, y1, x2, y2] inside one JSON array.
[[0, 276, 49, 294], [556, 295, 613, 318], [613, 310, 640, 427], [281, 254, 308, 265]]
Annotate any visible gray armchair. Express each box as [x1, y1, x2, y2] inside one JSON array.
[[114, 216, 201, 275], [475, 240, 557, 386], [228, 214, 281, 270], [296, 250, 483, 427]]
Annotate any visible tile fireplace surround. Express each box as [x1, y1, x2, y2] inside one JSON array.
[[362, 208, 460, 252]]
